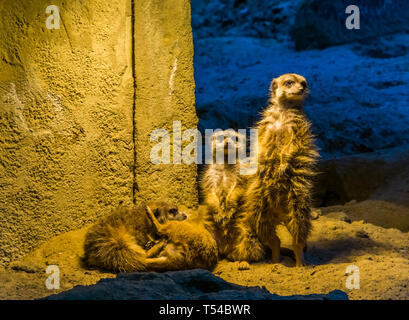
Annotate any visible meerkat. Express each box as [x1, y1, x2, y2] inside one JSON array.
[[228, 73, 319, 267], [200, 130, 248, 257], [83, 201, 187, 272], [141, 205, 218, 271]]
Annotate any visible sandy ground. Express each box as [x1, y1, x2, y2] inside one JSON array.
[[215, 215, 409, 300], [0, 210, 408, 300], [0, 226, 115, 300]]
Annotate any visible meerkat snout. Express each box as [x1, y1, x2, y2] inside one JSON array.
[[172, 211, 187, 221]]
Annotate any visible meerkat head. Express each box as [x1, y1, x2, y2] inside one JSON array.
[[211, 129, 246, 164], [147, 201, 187, 224], [269, 73, 309, 109]]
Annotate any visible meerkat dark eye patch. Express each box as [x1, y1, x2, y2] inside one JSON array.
[[169, 208, 178, 215], [154, 208, 161, 218], [285, 80, 295, 86]]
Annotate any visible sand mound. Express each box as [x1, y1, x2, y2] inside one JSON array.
[[0, 226, 115, 300]]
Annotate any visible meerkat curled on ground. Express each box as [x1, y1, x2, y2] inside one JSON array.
[[227, 73, 319, 267], [200, 129, 249, 257], [83, 201, 188, 272], [142, 205, 218, 271]]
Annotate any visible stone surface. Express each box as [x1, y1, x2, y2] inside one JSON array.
[[314, 146, 409, 207], [0, 0, 134, 266], [44, 269, 348, 300], [0, 0, 198, 266], [132, 0, 198, 207], [325, 212, 351, 223], [191, 0, 303, 40], [291, 0, 409, 50]]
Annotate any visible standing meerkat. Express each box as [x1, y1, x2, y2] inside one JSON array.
[[200, 130, 248, 257], [229, 73, 319, 267], [83, 201, 187, 272]]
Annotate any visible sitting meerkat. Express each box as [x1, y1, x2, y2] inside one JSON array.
[[200, 130, 247, 257], [228, 73, 319, 267], [142, 205, 218, 271], [83, 201, 187, 272]]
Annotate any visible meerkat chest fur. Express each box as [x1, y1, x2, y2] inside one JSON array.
[[257, 104, 311, 175], [203, 163, 239, 199], [218, 164, 239, 197]]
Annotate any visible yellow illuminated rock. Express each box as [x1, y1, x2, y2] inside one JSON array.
[[0, 0, 198, 266]]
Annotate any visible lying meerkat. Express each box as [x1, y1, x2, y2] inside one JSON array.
[[83, 201, 187, 272], [142, 205, 218, 271], [229, 73, 319, 267], [200, 130, 247, 257]]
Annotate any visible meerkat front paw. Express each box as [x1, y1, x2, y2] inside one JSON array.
[[144, 240, 156, 250], [238, 261, 250, 270], [214, 210, 225, 224], [226, 208, 235, 219]]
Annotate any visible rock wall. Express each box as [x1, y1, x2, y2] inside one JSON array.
[[291, 0, 409, 50], [44, 269, 348, 300], [191, 0, 303, 40], [133, 0, 198, 206], [0, 0, 198, 266]]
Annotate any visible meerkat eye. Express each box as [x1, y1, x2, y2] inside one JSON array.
[[301, 81, 307, 88], [285, 80, 294, 87], [169, 208, 177, 215]]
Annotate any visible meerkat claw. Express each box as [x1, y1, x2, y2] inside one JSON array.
[[238, 261, 250, 270]]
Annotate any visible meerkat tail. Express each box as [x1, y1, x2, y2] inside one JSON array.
[[84, 225, 147, 272]]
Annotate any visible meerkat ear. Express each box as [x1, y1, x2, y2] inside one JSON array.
[[269, 79, 278, 97]]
